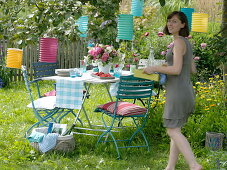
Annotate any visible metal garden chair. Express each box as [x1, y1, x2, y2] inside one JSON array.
[[32, 62, 90, 99], [32, 62, 59, 97], [22, 65, 83, 137], [95, 75, 154, 159]]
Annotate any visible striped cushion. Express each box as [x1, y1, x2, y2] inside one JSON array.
[[97, 101, 147, 116], [44, 90, 56, 97]]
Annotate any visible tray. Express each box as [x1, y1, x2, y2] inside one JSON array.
[[133, 69, 160, 81], [91, 73, 115, 79]]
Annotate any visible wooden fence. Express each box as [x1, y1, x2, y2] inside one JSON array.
[[0, 39, 87, 81]]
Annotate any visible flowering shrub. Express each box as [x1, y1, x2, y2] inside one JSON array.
[[85, 44, 119, 66], [151, 32, 172, 59], [125, 56, 140, 68], [200, 43, 207, 49], [157, 31, 164, 37], [118, 41, 140, 67], [208, 34, 227, 66], [132, 57, 139, 65], [159, 41, 174, 58], [184, 74, 227, 147], [189, 32, 226, 81], [194, 75, 225, 114]]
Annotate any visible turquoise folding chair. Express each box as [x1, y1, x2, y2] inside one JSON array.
[[21, 66, 82, 137], [32, 62, 59, 97], [95, 75, 154, 159]]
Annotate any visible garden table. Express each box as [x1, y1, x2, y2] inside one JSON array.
[[42, 70, 131, 130]]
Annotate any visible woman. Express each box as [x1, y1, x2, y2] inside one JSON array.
[[143, 11, 202, 170]]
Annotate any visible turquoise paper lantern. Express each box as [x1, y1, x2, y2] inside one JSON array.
[[131, 0, 144, 17], [117, 14, 134, 40], [75, 16, 88, 37], [180, 8, 194, 31]]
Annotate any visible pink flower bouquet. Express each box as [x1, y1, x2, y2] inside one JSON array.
[[85, 44, 119, 66]]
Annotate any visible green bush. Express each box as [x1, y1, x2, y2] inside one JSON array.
[[0, 65, 13, 87]]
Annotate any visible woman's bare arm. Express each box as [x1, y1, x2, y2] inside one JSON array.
[[143, 38, 185, 75], [191, 59, 197, 74]]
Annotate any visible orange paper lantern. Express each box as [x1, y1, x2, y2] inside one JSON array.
[[192, 13, 208, 33], [6, 48, 23, 69]]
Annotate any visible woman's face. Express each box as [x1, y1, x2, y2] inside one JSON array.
[[167, 15, 185, 35]]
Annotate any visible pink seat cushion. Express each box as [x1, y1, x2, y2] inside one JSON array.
[[97, 101, 147, 116], [44, 90, 56, 97]]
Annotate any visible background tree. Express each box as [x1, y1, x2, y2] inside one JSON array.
[[0, 0, 123, 47], [0, 0, 83, 47], [82, 0, 122, 45]]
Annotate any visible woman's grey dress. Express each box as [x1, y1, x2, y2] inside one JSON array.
[[163, 36, 195, 128]]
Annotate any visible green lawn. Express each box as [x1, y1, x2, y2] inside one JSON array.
[[0, 81, 226, 169]]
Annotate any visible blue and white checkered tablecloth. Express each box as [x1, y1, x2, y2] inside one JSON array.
[[56, 79, 83, 109]]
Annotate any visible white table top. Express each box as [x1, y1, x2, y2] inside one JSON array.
[[42, 70, 131, 84]]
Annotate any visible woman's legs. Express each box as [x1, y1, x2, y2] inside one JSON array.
[[165, 128, 202, 170], [165, 139, 180, 170]]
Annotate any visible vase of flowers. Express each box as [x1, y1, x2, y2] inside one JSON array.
[[84, 44, 119, 73], [97, 62, 111, 74]]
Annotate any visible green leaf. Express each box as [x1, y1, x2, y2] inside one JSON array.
[[183, 0, 189, 4], [27, 14, 34, 18], [17, 40, 22, 45], [159, 0, 165, 7]]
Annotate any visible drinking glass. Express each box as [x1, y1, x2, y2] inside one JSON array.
[[70, 69, 77, 78], [114, 67, 122, 78], [76, 68, 83, 77], [80, 60, 86, 72], [70, 68, 83, 77]]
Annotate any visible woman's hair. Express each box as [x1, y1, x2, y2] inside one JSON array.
[[163, 11, 189, 37]]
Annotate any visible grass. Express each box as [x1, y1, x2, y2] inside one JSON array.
[[0, 81, 225, 169]]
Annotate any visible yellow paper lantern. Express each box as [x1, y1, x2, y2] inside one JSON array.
[[192, 13, 208, 33], [6, 48, 23, 69]]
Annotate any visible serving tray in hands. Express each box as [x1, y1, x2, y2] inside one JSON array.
[[133, 69, 160, 81]]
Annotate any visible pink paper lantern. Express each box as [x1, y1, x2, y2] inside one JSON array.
[[39, 38, 58, 63]]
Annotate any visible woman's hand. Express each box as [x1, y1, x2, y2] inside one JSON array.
[[162, 63, 168, 67], [143, 66, 156, 74]]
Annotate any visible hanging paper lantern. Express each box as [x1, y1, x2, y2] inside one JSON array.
[[192, 13, 209, 33], [180, 8, 194, 31], [39, 38, 58, 63], [117, 14, 134, 41], [131, 0, 144, 17], [75, 16, 88, 37], [6, 48, 23, 69]]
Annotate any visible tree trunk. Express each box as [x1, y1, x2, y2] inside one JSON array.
[[221, 0, 227, 106], [222, 0, 227, 36]]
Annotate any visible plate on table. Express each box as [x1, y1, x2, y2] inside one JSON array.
[[91, 72, 115, 79], [57, 73, 70, 77], [55, 69, 70, 77]]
